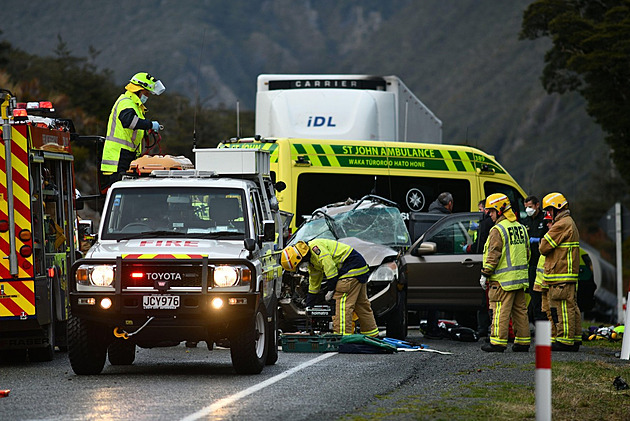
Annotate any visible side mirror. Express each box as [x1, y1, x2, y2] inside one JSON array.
[[412, 241, 437, 256], [261, 220, 276, 243], [274, 181, 286, 192], [244, 238, 256, 259]]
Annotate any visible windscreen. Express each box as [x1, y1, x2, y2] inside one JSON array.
[[291, 205, 410, 249], [101, 187, 247, 240]]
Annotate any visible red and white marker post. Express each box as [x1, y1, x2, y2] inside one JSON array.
[[535, 320, 552, 421]]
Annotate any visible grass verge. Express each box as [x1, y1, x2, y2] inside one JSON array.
[[342, 342, 630, 421]]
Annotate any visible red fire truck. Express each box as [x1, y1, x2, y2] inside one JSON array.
[[0, 89, 79, 362]]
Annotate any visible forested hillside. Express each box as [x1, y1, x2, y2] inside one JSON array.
[[0, 0, 626, 249]]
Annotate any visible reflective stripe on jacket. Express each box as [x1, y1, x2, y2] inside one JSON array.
[[539, 210, 580, 283], [482, 216, 530, 291], [307, 239, 368, 294], [534, 255, 547, 291], [101, 91, 145, 172]]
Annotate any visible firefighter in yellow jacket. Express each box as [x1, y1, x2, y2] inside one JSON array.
[[539, 192, 581, 352], [533, 210, 555, 337], [281, 239, 379, 337], [479, 193, 531, 353], [100, 72, 165, 193]]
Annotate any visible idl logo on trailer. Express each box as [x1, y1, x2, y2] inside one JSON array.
[[307, 116, 336, 127]]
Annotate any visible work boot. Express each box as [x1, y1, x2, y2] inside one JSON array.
[[481, 343, 505, 353], [512, 343, 530, 352], [551, 342, 578, 352]]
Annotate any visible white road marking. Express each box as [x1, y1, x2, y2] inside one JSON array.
[[179, 352, 337, 421]]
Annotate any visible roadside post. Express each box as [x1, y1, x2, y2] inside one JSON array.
[[536, 320, 552, 421]]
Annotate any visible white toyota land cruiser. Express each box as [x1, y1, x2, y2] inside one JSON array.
[[68, 149, 283, 375]]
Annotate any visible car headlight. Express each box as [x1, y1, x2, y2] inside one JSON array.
[[213, 265, 251, 287], [368, 261, 397, 282], [76, 264, 115, 287]]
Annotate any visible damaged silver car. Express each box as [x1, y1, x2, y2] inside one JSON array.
[[278, 195, 410, 338]]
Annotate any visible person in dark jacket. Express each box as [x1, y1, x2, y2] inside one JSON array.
[[428, 192, 453, 214], [523, 195, 548, 327]]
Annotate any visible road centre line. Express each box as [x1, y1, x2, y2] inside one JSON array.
[[180, 352, 337, 421]]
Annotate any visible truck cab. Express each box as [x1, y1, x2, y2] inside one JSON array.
[[68, 149, 284, 375]]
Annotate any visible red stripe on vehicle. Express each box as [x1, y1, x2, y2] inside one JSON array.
[[0, 297, 26, 317], [10, 281, 35, 307]]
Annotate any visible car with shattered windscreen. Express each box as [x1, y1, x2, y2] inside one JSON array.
[[279, 195, 410, 338]]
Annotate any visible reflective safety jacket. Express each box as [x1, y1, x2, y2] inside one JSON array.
[[539, 210, 580, 284], [101, 91, 147, 173], [482, 216, 530, 291], [533, 255, 548, 292], [307, 238, 369, 294]]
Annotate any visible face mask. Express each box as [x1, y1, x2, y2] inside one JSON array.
[[140, 94, 148, 104], [525, 207, 535, 217]]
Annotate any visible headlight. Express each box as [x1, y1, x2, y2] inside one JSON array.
[[76, 264, 115, 287], [368, 262, 397, 282], [213, 265, 251, 288]]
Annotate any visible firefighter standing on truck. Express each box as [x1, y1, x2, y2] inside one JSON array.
[[100, 72, 165, 192], [479, 193, 531, 353], [281, 239, 379, 337], [539, 192, 581, 352]]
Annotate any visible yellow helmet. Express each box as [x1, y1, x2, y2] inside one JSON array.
[[126, 72, 166, 95], [280, 241, 309, 271], [542, 192, 568, 210], [485, 193, 511, 214]]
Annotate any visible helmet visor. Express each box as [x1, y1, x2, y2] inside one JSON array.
[[153, 80, 165, 95]]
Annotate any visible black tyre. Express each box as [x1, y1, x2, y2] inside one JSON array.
[[68, 315, 108, 375], [108, 340, 136, 365], [265, 304, 279, 366], [386, 289, 408, 340], [230, 304, 268, 374]]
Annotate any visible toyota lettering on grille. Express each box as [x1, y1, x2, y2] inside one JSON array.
[[144, 272, 183, 281]]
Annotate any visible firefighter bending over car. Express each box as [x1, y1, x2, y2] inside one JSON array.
[[281, 239, 379, 337], [479, 193, 531, 353], [100, 72, 165, 193]]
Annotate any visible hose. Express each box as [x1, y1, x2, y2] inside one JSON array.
[[113, 316, 155, 340]]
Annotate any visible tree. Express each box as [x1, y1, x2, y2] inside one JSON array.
[[520, 0, 630, 184]]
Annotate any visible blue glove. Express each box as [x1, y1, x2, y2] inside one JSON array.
[[530, 237, 540, 244], [462, 244, 468, 253], [470, 222, 479, 230], [151, 121, 160, 131]]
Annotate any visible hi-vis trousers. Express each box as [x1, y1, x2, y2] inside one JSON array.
[[488, 282, 531, 348], [548, 282, 581, 345], [333, 277, 378, 337]]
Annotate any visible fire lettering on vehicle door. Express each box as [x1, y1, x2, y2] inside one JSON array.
[[139, 240, 200, 247]]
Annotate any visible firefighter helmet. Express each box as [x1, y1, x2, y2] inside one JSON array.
[[485, 193, 511, 214], [126, 72, 166, 95], [542, 192, 567, 210], [281, 241, 309, 272]]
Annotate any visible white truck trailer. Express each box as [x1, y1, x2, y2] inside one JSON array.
[[255, 74, 442, 143]]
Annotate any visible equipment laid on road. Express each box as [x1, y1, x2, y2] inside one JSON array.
[[68, 148, 285, 375], [1, 90, 80, 362]]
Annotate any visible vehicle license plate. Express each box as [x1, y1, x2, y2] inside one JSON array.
[[143, 295, 180, 310]]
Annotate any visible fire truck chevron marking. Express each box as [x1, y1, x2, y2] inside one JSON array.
[[0, 281, 35, 317]]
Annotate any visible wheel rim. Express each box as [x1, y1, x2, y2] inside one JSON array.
[[254, 311, 266, 359]]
